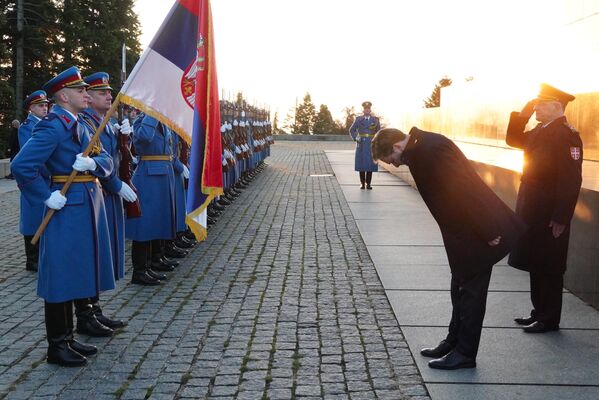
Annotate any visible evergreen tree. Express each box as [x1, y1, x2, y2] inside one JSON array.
[[272, 111, 285, 135], [57, 0, 142, 90], [295, 93, 316, 134], [424, 76, 452, 108], [312, 104, 336, 134]]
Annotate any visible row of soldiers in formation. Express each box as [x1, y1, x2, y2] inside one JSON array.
[[10, 66, 273, 367]]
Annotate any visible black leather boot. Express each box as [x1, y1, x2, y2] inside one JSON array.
[[47, 335, 88, 367], [24, 235, 39, 272], [132, 269, 162, 285], [90, 299, 126, 330], [147, 268, 167, 281], [75, 301, 113, 337], [45, 301, 87, 367]]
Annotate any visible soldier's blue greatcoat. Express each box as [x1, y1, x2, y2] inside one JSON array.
[[349, 115, 380, 172], [11, 105, 116, 302], [171, 133, 187, 233], [125, 114, 176, 241], [80, 108, 125, 280], [17, 113, 50, 235]]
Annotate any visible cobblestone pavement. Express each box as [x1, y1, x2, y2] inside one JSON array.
[[0, 142, 429, 400]]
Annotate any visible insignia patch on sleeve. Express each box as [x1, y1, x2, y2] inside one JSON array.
[[570, 147, 581, 160]]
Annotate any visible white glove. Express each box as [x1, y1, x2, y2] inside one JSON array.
[[114, 119, 132, 135], [44, 190, 67, 210], [118, 182, 137, 202], [182, 164, 190, 179], [132, 156, 139, 165], [72, 153, 97, 171]]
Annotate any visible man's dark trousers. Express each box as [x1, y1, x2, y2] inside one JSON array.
[[446, 266, 493, 358]]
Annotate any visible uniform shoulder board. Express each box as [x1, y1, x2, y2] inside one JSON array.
[[563, 122, 579, 135], [22, 119, 30, 125], [43, 114, 58, 121]]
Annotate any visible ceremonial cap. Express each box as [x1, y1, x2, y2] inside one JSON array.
[[537, 83, 575, 105], [361, 101, 372, 108], [23, 90, 49, 109], [42, 66, 88, 96], [84, 72, 113, 90]]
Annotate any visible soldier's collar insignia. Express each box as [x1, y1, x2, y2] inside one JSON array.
[[60, 114, 71, 124]]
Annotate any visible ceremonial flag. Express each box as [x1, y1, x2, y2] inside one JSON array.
[[120, 0, 223, 240]]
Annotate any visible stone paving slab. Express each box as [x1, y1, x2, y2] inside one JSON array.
[[425, 384, 599, 400], [388, 291, 599, 329], [376, 264, 531, 292], [403, 327, 599, 386], [0, 142, 429, 399]]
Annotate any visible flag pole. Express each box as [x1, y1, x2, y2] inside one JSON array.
[[31, 94, 123, 245]]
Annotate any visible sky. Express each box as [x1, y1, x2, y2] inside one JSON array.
[[133, 0, 599, 126]]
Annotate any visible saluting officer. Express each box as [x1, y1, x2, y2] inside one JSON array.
[[17, 90, 50, 272], [349, 101, 380, 189], [126, 114, 178, 285], [76, 72, 137, 335], [11, 66, 116, 367], [506, 84, 583, 333]]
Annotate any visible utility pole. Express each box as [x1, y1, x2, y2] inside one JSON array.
[[15, 0, 24, 118]]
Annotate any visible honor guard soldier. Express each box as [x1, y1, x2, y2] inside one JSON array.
[[76, 72, 136, 335], [18, 90, 50, 272], [349, 101, 380, 189], [11, 66, 116, 367], [126, 114, 178, 285], [506, 84, 583, 333]]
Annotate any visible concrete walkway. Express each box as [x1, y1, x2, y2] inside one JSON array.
[[326, 148, 599, 400]]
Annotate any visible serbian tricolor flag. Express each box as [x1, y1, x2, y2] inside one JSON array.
[[120, 0, 223, 241]]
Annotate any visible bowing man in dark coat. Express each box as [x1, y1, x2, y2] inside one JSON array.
[[372, 127, 526, 370], [506, 84, 582, 333]]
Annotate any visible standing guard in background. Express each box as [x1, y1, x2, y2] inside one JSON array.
[[126, 114, 178, 285], [17, 90, 50, 272], [349, 101, 380, 189], [506, 84, 583, 333], [11, 66, 115, 366], [76, 72, 136, 335]]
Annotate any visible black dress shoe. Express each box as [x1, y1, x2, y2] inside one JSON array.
[[77, 316, 113, 337], [174, 238, 195, 249], [68, 339, 97, 356], [160, 256, 179, 267], [360, 184, 365, 190], [150, 260, 175, 272], [212, 203, 225, 211], [96, 314, 126, 330], [218, 197, 231, 206], [165, 246, 188, 258], [420, 340, 454, 358], [147, 268, 167, 281], [428, 350, 476, 370], [47, 341, 87, 367], [366, 185, 373, 190], [514, 316, 536, 325], [523, 321, 559, 333], [131, 270, 161, 285]]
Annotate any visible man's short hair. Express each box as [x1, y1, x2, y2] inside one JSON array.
[[371, 128, 407, 161]]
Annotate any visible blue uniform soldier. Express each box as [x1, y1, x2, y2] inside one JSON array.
[[126, 114, 178, 285], [349, 101, 380, 189], [76, 72, 137, 336], [167, 132, 193, 256], [18, 90, 50, 272], [11, 66, 116, 367]]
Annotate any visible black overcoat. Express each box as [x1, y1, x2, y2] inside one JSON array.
[[402, 128, 527, 279], [505, 113, 583, 274]]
